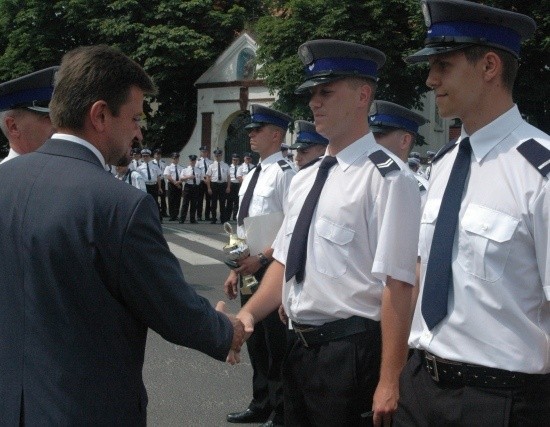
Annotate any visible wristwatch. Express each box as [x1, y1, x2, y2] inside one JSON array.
[[257, 253, 270, 267]]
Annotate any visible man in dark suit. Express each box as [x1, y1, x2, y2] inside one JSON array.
[[0, 44, 245, 426]]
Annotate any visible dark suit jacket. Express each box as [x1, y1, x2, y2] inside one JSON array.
[[0, 139, 233, 425]]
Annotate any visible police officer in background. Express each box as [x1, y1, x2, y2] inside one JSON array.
[[153, 148, 168, 217], [0, 67, 57, 164], [238, 152, 256, 181], [179, 154, 202, 224], [137, 148, 163, 221], [394, 1, 550, 425], [227, 153, 242, 221], [206, 148, 230, 224], [224, 104, 295, 426], [369, 100, 429, 207], [115, 157, 146, 192], [197, 145, 212, 221], [164, 152, 184, 221], [233, 40, 421, 426], [129, 148, 141, 171], [289, 120, 328, 170]]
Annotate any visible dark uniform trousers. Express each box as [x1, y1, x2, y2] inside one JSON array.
[[282, 318, 381, 426], [180, 184, 199, 222], [394, 350, 550, 427], [159, 183, 168, 217], [167, 182, 182, 220], [210, 182, 228, 223], [227, 182, 241, 221], [240, 265, 287, 423], [197, 181, 211, 220], [145, 184, 161, 220]]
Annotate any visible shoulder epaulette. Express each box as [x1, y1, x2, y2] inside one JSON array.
[[300, 156, 321, 171], [416, 178, 426, 192], [277, 159, 293, 171], [431, 140, 459, 164], [517, 138, 550, 177], [369, 150, 401, 177]]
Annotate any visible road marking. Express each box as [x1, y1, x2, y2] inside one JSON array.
[[166, 242, 223, 266], [163, 226, 226, 251]]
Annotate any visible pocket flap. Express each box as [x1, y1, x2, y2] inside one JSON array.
[[254, 185, 274, 198], [421, 198, 441, 224], [461, 204, 519, 243], [315, 218, 354, 246]]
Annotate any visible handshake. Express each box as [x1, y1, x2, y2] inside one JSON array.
[[215, 301, 255, 365]]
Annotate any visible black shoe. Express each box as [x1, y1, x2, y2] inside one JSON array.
[[190, 220, 197, 224], [226, 408, 270, 424], [179, 219, 184, 224], [210, 220, 216, 224], [168, 218, 177, 221], [260, 421, 284, 427], [197, 217, 203, 221]]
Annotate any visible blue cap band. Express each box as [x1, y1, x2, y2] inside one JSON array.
[[251, 113, 290, 130], [297, 131, 328, 144], [428, 21, 521, 55], [369, 113, 419, 134], [0, 86, 53, 110], [305, 57, 378, 79]]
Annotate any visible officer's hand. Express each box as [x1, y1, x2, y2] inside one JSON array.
[[278, 304, 288, 325], [224, 270, 239, 300], [207, 188, 212, 195], [225, 187, 231, 194], [372, 380, 399, 427], [235, 255, 261, 276]]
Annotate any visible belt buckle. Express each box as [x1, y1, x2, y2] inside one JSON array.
[[424, 352, 440, 382], [294, 326, 314, 348]]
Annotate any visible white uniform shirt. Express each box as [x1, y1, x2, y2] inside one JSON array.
[[239, 162, 256, 178], [153, 158, 167, 188], [410, 106, 550, 374], [117, 170, 146, 192], [137, 161, 162, 185], [229, 163, 241, 183], [206, 161, 230, 183], [129, 159, 141, 171], [272, 133, 421, 326], [237, 151, 296, 239], [414, 174, 429, 211], [163, 164, 185, 182], [181, 165, 204, 185], [198, 157, 212, 182]]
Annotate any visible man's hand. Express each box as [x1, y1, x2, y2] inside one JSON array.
[[235, 255, 261, 276], [215, 301, 253, 365], [224, 270, 239, 300], [225, 186, 231, 194], [207, 188, 212, 195], [372, 381, 399, 427], [278, 304, 288, 325]]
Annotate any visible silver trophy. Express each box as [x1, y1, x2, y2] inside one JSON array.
[[223, 222, 258, 294]]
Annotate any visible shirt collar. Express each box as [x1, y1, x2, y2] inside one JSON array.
[[331, 132, 377, 172], [259, 151, 285, 170], [461, 105, 522, 163], [52, 133, 106, 168]]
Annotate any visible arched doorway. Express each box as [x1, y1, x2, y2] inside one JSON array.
[[223, 111, 259, 164]]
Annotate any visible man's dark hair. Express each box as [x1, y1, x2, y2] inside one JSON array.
[[50, 45, 157, 130]]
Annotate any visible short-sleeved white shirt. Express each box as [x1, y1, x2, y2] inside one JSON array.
[[409, 105, 550, 374], [272, 133, 421, 326], [137, 161, 162, 185], [239, 162, 256, 178], [206, 161, 230, 183], [236, 151, 295, 240]]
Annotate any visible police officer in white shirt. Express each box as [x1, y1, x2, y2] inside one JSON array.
[[369, 100, 430, 209], [115, 157, 146, 192], [238, 152, 255, 182], [197, 145, 213, 221], [288, 120, 328, 170], [137, 148, 163, 221], [233, 40, 421, 426], [394, 1, 550, 425], [179, 154, 203, 224], [227, 153, 242, 221], [206, 148, 230, 224], [152, 148, 168, 218], [164, 152, 185, 221], [224, 104, 295, 426], [128, 148, 141, 171]]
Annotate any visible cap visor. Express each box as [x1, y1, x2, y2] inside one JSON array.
[[405, 45, 471, 63], [26, 106, 50, 113], [289, 142, 311, 149], [244, 122, 263, 130], [294, 76, 344, 94]]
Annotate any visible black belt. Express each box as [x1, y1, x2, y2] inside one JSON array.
[[421, 350, 548, 388], [291, 316, 377, 348]]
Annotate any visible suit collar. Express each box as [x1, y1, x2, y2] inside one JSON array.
[[37, 138, 105, 169]]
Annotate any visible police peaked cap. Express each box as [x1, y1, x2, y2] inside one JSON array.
[[369, 100, 428, 135], [0, 66, 58, 112], [295, 39, 386, 94], [245, 104, 292, 131], [289, 120, 329, 149], [406, 0, 536, 63]]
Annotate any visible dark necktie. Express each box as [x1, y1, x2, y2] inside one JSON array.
[[218, 162, 222, 181], [237, 164, 262, 226], [234, 166, 237, 179], [147, 163, 151, 181], [422, 138, 472, 330], [192, 167, 196, 185], [175, 165, 179, 181], [248, 164, 251, 172], [285, 156, 338, 283]]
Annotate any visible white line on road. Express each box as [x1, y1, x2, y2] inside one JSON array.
[[166, 242, 223, 266]]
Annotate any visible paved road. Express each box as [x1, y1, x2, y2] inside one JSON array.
[[144, 220, 261, 426]]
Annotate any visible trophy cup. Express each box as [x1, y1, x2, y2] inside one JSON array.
[[223, 222, 258, 295]]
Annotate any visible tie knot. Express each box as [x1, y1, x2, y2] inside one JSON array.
[[459, 137, 471, 152], [320, 156, 337, 170], [255, 164, 262, 172]]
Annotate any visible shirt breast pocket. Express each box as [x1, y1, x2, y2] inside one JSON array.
[[251, 185, 275, 212], [458, 204, 519, 282], [313, 218, 355, 278], [420, 198, 441, 261]]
